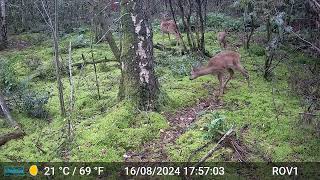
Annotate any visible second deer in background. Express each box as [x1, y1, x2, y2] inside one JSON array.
[[160, 13, 181, 45], [217, 31, 227, 49]]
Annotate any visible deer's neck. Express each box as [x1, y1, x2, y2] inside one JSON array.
[[195, 66, 217, 77]]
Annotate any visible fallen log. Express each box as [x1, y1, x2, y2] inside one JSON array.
[[71, 56, 119, 68], [0, 129, 25, 146], [154, 43, 176, 52]]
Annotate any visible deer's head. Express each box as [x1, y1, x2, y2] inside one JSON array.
[[189, 67, 199, 80], [160, 12, 170, 21]]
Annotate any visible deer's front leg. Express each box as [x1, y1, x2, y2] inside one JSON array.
[[217, 73, 224, 97]]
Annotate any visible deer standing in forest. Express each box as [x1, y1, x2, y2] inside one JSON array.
[[217, 30, 227, 49], [190, 51, 250, 97], [160, 13, 181, 45]]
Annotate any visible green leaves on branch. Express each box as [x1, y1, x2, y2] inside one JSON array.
[[203, 112, 229, 140]]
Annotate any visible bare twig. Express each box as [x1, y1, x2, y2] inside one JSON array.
[[188, 140, 213, 163], [193, 126, 235, 167], [68, 41, 75, 111], [291, 30, 320, 54], [67, 41, 74, 140]]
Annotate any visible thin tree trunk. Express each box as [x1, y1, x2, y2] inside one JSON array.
[[68, 42, 74, 111], [196, 0, 205, 53], [91, 50, 101, 100], [245, 14, 255, 50], [0, 0, 8, 50], [266, 15, 271, 43], [178, 0, 193, 50], [53, 0, 66, 117], [168, 0, 188, 52], [186, 0, 196, 48], [105, 31, 121, 61], [0, 92, 18, 128], [67, 41, 74, 140], [21, 0, 27, 32]]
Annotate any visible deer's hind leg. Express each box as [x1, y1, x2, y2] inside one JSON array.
[[223, 40, 227, 49], [224, 68, 234, 89]]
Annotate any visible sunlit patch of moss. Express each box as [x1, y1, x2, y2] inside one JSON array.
[[71, 101, 168, 162]]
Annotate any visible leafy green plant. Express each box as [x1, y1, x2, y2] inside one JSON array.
[[156, 53, 203, 78], [203, 113, 226, 140], [19, 90, 50, 119], [72, 34, 89, 49], [250, 44, 265, 56], [0, 58, 49, 118], [206, 13, 242, 31]]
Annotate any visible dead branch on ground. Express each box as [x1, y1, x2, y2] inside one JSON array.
[[192, 126, 249, 167], [0, 129, 25, 146]]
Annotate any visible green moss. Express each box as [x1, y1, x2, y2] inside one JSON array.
[[273, 144, 294, 161], [249, 44, 265, 56], [70, 102, 168, 162], [1, 30, 319, 163]]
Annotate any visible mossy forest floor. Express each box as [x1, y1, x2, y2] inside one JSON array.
[[0, 29, 319, 162]]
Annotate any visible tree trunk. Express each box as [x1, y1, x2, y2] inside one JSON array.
[[53, 0, 66, 117], [0, 91, 18, 128], [178, 0, 194, 50], [105, 31, 121, 61], [196, 0, 205, 53], [168, 0, 188, 51], [245, 14, 255, 50], [119, 0, 159, 111], [0, 0, 7, 50]]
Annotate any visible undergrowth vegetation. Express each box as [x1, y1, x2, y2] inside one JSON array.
[[0, 27, 319, 162]]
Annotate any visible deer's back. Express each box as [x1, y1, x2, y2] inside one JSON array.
[[160, 20, 177, 33], [208, 51, 241, 68]]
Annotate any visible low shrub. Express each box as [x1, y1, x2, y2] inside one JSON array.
[[206, 13, 242, 31]]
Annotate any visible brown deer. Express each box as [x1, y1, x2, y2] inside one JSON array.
[[160, 13, 181, 45], [190, 51, 250, 97], [217, 31, 227, 49]]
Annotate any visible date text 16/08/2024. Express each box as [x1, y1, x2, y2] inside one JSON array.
[[124, 166, 225, 176]]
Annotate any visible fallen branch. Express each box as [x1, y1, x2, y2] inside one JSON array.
[[154, 43, 176, 52], [193, 126, 235, 167], [188, 140, 213, 163], [290, 30, 320, 54], [35, 143, 47, 154], [0, 129, 25, 146], [71, 56, 119, 68]]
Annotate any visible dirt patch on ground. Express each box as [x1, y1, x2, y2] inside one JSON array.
[[7, 38, 30, 50], [125, 96, 223, 162]]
